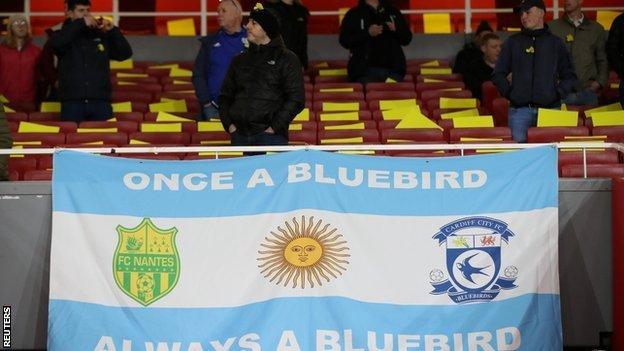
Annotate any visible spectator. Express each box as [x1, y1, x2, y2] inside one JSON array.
[[0, 15, 42, 112], [0, 103, 11, 181], [50, 0, 133, 123], [192, 0, 246, 121], [453, 20, 493, 77], [40, 1, 70, 101], [339, 0, 412, 84], [265, 0, 310, 69], [219, 3, 304, 149], [549, 0, 608, 106], [607, 12, 624, 105], [492, 0, 577, 143], [464, 33, 502, 101]]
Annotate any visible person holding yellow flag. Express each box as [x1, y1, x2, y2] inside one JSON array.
[[0, 103, 11, 181], [50, 0, 132, 122], [219, 3, 304, 150]]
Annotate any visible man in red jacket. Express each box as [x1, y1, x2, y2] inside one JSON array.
[[0, 15, 42, 112]]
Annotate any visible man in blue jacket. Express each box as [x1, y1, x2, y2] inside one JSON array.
[[493, 0, 577, 143], [192, 0, 246, 121]]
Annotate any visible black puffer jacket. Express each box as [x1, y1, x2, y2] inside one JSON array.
[[219, 37, 304, 138], [492, 26, 577, 108], [50, 18, 132, 102], [607, 12, 624, 78], [265, 1, 309, 69], [339, 0, 412, 81]]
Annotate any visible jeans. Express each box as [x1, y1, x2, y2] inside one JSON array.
[[200, 103, 220, 121], [563, 89, 599, 106], [230, 131, 288, 155], [61, 101, 113, 123], [508, 107, 538, 143], [356, 67, 403, 84]]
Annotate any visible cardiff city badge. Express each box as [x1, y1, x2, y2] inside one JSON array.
[[429, 217, 518, 304]]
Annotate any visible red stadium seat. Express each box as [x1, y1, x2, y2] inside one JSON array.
[[8, 157, 37, 180], [527, 127, 590, 143], [420, 90, 472, 102], [558, 150, 620, 172], [592, 126, 624, 142], [314, 83, 364, 92], [450, 127, 513, 143], [12, 133, 65, 146], [114, 112, 144, 123], [313, 100, 367, 112], [314, 76, 350, 84], [28, 112, 61, 122], [318, 120, 377, 130], [163, 84, 195, 92], [491, 98, 510, 127], [22, 170, 53, 181], [415, 74, 463, 83], [112, 83, 162, 94], [139, 122, 197, 133], [129, 132, 191, 145], [289, 130, 317, 145], [313, 92, 365, 102], [380, 129, 445, 143], [366, 90, 417, 102], [318, 129, 380, 144], [5, 112, 28, 122], [112, 91, 153, 104], [18, 121, 77, 133], [416, 81, 465, 97], [8, 170, 19, 181], [191, 132, 231, 146], [317, 110, 372, 121], [66, 132, 128, 146], [80, 121, 138, 133], [561, 164, 624, 178], [481, 81, 501, 112], [365, 82, 415, 93], [144, 112, 198, 121]]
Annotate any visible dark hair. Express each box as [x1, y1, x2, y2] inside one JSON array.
[[475, 20, 493, 35], [67, 0, 91, 11], [480, 33, 501, 46]]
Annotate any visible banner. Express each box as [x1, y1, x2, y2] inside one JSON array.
[[49, 147, 561, 351]]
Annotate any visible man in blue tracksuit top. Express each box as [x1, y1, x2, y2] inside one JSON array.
[[192, 0, 247, 121], [492, 0, 577, 143]]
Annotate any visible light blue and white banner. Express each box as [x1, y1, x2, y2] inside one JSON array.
[[49, 147, 561, 351]]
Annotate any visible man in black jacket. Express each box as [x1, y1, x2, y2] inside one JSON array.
[[492, 0, 576, 142], [219, 3, 304, 149], [266, 0, 309, 69], [464, 33, 502, 101], [51, 0, 132, 122], [339, 0, 412, 84], [607, 12, 624, 105]]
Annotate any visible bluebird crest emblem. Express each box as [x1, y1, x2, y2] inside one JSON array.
[[430, 217, 518, 304]]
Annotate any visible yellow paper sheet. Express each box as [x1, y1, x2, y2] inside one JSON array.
[[591, 110, 624, 126], [289, 124, 303, 131], [319, 88, 354, 93], [40, 102, 61, 113], [3, 105, 15, 113], [129, 139, 150, 145], [563, 135, 607, 141], [452, 116, 494, 128], [107, 118, 117, 122], [77, 128, 118, 133], [318, 68, 348, 77], [460, 137, 503, 142], [13, 141, 42, 146], [173, 80, 191, 85], [611, 83, 620, 89], [596, 10, 620, 29], [440, 108, 480, 119], [197, 121, 225, 132], [421, 67, 452, 75], [420, 60, 440, 67], [0, 95, 9, 103], [439, 97, 477, 109], [561, 103, 568, 111], [423, 13, 451, 34], [337, 150, 375, 155], [322, 102, 360, 112], [200, 140, 231, 145], [117, 81, 138, 86], [80, 141, 106, 145], [584, 103, 622, 117], [382, 105, 422, 120], [156, 111, 193, 122], [112, 102, 132, 113], [314, 62, 329, 68], [537, 108, 579, 127], [293, 108, 310, 121], [198, 151, 243, 157], [396, 115, 443, 130], [117, 72, 149, 78], [438, 87, 463, 92], [320, 137, 364, 144], [320, 112, 360, 121], [167, 18, 196, 36], [386, 139, 415, 143], [475, 149, 516, 154], [379, 99, 418, 111], [18, 122, 60, 133], [141, 123, 182, 132], [110, 59, 133, 69], [324, 123, 365, 130], [385, 77, 397, 83], [149, 100, 188, 113], [169, 67, 193, 78], [424, 78, 444, 83], [149, 64, 179, 69]]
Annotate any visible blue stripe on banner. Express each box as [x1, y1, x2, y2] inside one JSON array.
[[48, 294, 561, 350], [52, 147, 558, 218]]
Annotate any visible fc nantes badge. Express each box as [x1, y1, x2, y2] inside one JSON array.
[[113, 218, 180, 306]]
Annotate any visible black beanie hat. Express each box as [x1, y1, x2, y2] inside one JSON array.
[[249, 3, 280, 39], [475, 20, 493, 35]]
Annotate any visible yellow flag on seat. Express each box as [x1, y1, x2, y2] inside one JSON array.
[[318, 68, 348, 77], [149, 100, 188, 113], [585, 103, 622, 117], [3, 105, 15, 113], [452, 116, 494, 128], [322, 102, 360, 112], [141, 123, 183, 132], [156, 111, 193, 122], [319, 88, 354, 93], [319, 112, 360, 121], [421, 67, 452, 75], [293, 108, 310, 121], [77, 128, 118, 133], [129, 139, 150, 145], [117, 72, 148, 78], [167, 18, 196, 36], [420, 60, 440, 67], [591, 110, 624, 126], [0, 95, 9, 103], [110, 59, 133, 69], [324, 123, 366, 130], [112, 102, 132, 113], [439, 97, 477, 109], [440, 108, 479, 119], [537, 108, 578, 127], [320, 137, 364, 144], [18, 122, 60, 133], [197, 121, 225, 132], [379, 99, 418, 111], [169, 67, 193, 78], [382, 105, 422, 120], [423, 13, 452, 34], [289, 124, 303, 131], [40, 102, 61, 112]]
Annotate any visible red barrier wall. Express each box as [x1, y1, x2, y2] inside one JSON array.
[[614, 178, 624, 350]]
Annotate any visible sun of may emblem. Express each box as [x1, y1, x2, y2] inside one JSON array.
[[258, 216, 350, 289]]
